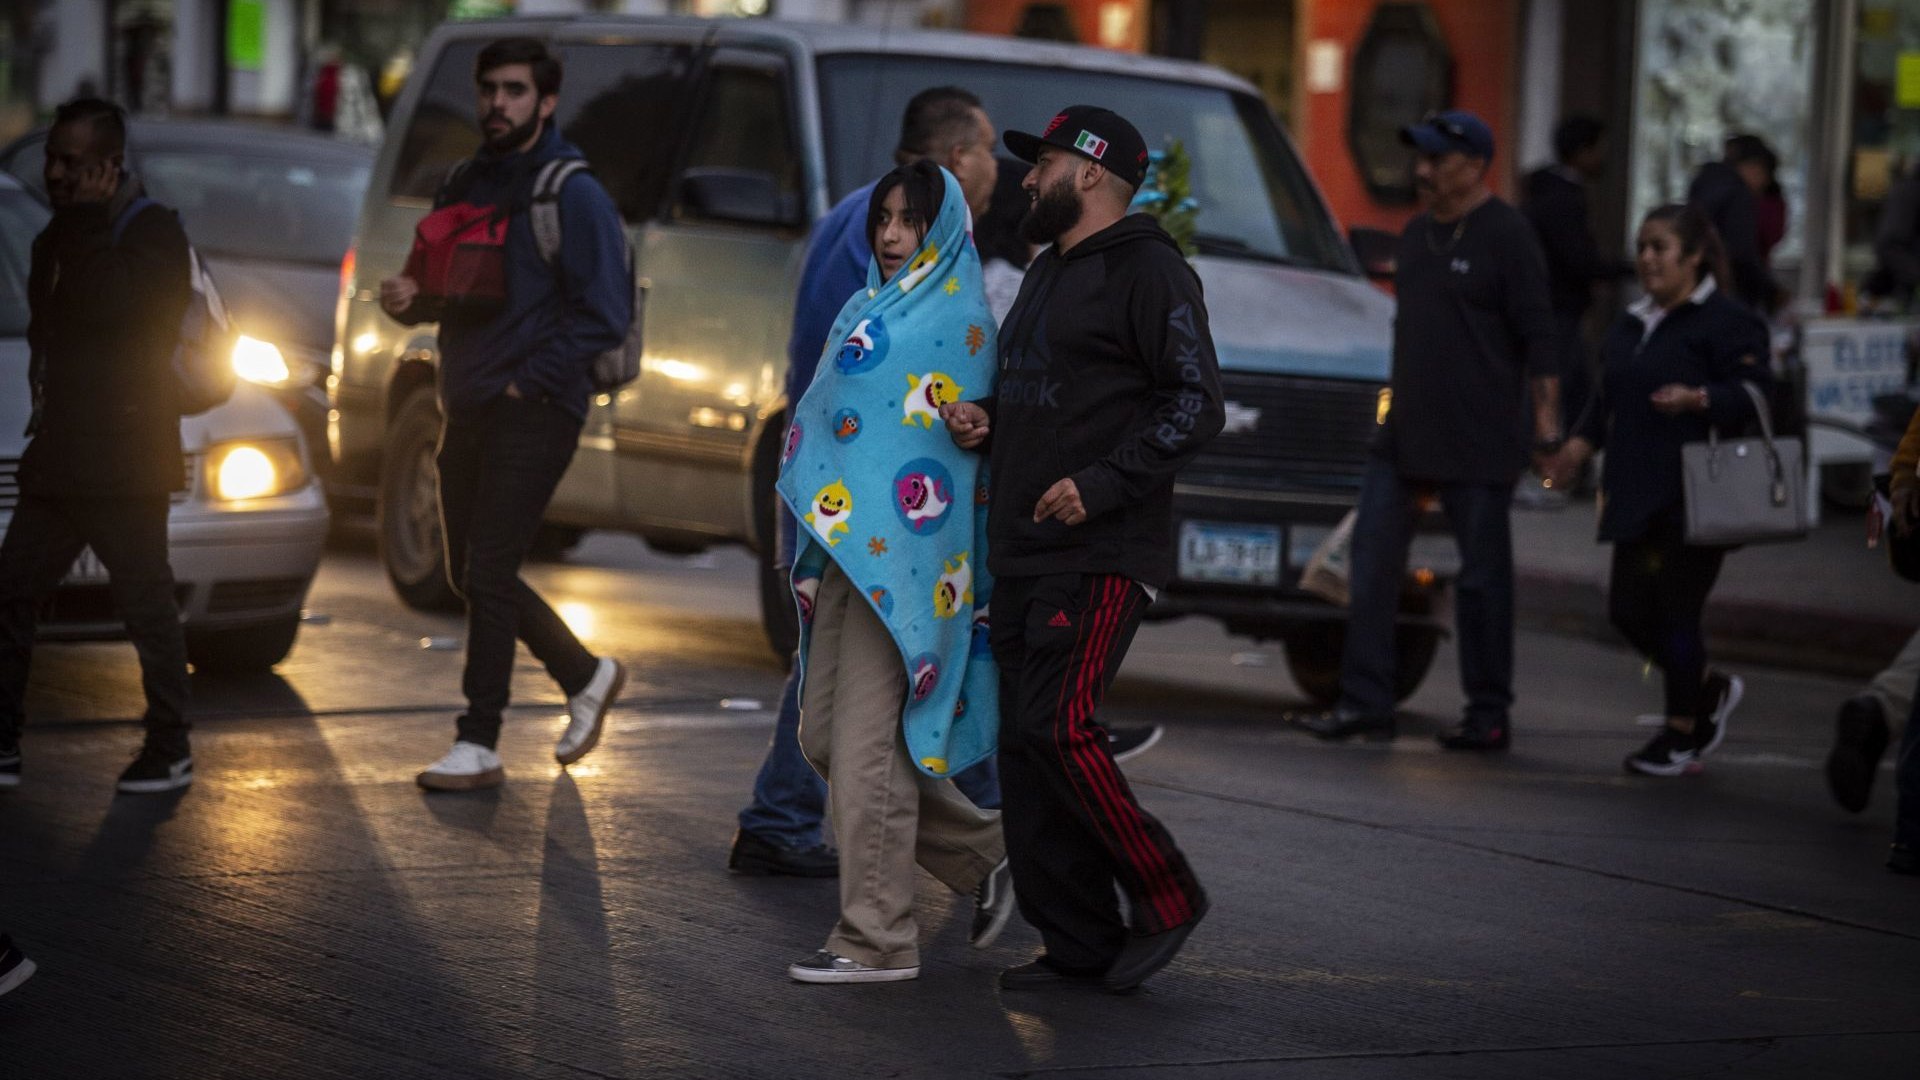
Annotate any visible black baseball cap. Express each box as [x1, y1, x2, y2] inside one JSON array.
[[1400, 109, 1495, 160], [1003, 105, 1150, 188]]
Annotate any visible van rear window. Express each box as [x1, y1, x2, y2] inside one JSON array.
[[819, 55, 1353, 275], [391, 39, 698, 220]]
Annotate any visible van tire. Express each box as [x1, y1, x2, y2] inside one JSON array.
[[1283, 623, 1439, 706], [755, 422, 798, 669], [187, 614, 300, 675], [379, 388, 463, 613]]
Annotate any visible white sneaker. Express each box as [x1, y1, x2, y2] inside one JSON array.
[[416, 741, 505, 791], [557, 657, 625, 765]]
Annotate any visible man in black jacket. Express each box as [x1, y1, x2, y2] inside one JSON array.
[[1288, 110, 1559, 751], [942, 105, 1223, 994], [1688, 137, 1777, 312], [0, 99, 194, 794], [1522, 116, 1630, 444]]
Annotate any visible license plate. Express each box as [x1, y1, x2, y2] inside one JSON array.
[[1178, 521, 1281, 585], [63, 548, 107, 583]]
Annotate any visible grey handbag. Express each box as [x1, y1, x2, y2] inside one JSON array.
[[1680, 381, 1808, 546]]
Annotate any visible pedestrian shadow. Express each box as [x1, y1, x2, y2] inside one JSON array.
[[73, 787, 191, 882], [418, 783, 508, 835], [532, 771, 631, 1076]]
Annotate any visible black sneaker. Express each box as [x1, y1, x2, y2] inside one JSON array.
[[0, 744, 18, 790], [969, 858, 1016, 949], [1693, 672, 1742, 759], [1826, 696, 1890, 814], [1107, 724, 1163, 763], [1625, 725, 1700, 777], [0, 935, 35, 998], [727, 830, 838, 878], [116, 744, 193, 794], [1889, 845, 1919, 876], [999, 956, 1117, 992], [1286, 709, 1396, 741], [1437, 720, 1509, 751]]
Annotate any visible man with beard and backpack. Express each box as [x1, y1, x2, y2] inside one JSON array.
[[943, 105, 1223, 993], [380, 37, 631, 791], [0, 99, 198, 795]]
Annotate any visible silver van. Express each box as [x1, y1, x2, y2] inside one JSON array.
[[334, 15, 1451, 701]]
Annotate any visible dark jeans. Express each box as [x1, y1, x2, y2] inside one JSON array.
[[1607, 524, 1726, 718], [1341, 457, 1516, 722], [992, 573, 1204, 973], [438, 396, 598, 749], [0, 493, 188, 752], [1556, 312, 1595, 436]]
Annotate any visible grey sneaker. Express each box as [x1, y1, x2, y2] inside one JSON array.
[[0, 935, 34, 998], [557, 657, 625, 765], [786, 950, 918, 984], [0, 745, 19, 789], [969, 858, 1016, 949]]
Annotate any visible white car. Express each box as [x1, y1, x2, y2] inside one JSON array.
[[0, 172, 328, 673]]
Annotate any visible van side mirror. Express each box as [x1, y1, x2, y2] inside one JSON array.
[[1349, 226, 1398, 281], [678, 168, 801, 229]]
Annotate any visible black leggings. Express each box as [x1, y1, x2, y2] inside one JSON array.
[[1608, 526, 1726, 718]]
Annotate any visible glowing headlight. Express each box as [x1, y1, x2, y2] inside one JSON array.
[[211, 439, 307, 501], [1376, 387, 1392, 425], [233, 335, 292, 386]]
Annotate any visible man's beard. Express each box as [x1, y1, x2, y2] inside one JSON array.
[[1019, 176, 1083, 245], [483, 113, 542, 153]]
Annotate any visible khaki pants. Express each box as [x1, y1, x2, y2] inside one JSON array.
[[798, 562, 1003, 968], [1867, 628, 1920, 736]]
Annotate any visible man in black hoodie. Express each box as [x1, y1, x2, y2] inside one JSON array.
[[0, 99, 193, 794], [942, 105, 1223, 994]]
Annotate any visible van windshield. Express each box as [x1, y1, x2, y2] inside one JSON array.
[[818, 55, 1355, 274]]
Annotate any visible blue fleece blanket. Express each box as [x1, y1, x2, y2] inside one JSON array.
[[776, 167, 1000, 778]]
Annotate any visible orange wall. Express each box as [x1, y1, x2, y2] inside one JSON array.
[[1299, 0, 1520, 234]]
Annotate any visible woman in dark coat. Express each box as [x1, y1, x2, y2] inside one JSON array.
[[1546, 203, 1773, 776]]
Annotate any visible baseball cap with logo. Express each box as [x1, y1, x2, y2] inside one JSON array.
[[1400, 109, 1496, 160], [1003, 105, 1150, 188]]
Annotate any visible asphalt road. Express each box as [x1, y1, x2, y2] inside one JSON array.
[[1, 534, 1915, 1079]]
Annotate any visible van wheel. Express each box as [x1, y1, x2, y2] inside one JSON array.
[[754, 423, 797, 668], [187, 614, 300, 675], [1283, 622, 1439, 706], [379, 388, 463, 612]]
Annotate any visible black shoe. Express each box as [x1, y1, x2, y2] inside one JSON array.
[[1437, 720, 1509, 751], [1827, 696, 1890, 814], [0, 744, 18, 790], [1108, 724, 1163, 763], [116, 743, 192, 794], [727, 830, 839, 878], [1624, 725, 1699, 777], [1692, 672, 1741, 759], [999, 956, 1115, 992], [1287, 709, 1395, 741], [1889, 845, 1919, 876], [1104, 898, 1208, 992], [969, 858, 1016, 949], [0, 935, 33, 998]]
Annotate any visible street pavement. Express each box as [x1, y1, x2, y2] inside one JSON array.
[[1, 534, 1916, 1079]]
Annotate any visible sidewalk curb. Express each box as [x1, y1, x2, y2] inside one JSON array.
[[1516, 569, 1912, 680]]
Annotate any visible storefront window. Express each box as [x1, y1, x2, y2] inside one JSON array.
[[1843, 0, 1920, 293], [1630, 0, 1813, 266]]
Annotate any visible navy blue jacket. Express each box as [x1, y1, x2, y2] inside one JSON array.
[[403, 126, 631, 421], [1577, 281, 1772, 543]]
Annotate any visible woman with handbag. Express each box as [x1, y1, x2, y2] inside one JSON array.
[[1546, 204, 1774, 776]]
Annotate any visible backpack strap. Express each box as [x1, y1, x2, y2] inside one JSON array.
[[110, 196, 159, 246], [529, 157, 592, 267]]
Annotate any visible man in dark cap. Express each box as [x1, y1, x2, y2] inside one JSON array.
[[1287, 109, 1559, 751], [942, 105, 1223, 994]]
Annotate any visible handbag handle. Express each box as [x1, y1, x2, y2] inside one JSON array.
[[1703, 382, 1788, 507]]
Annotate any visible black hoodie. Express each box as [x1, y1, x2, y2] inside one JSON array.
[[981, 213, 1224, 588]]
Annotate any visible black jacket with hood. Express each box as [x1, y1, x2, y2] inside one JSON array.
[[980, 213, 1224, 588], [25, 176, 190, 498]]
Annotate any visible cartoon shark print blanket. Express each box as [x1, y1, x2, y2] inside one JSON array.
[[775, 167, 1001, 779]]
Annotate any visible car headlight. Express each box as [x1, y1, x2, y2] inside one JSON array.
[[232, 334, 294, 386], [210, 439, 308, 501]]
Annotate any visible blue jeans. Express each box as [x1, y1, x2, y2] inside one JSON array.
[[1896, 690, 1920, 850], [738, 505, 1000, 847], [1340, 457, 1516, 723]]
